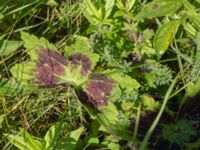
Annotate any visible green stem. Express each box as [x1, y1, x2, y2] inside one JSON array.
[[139, 73, 179, 150]]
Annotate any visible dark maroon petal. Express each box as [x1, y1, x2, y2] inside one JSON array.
[[76, 75, 116, 108], [34, 48, 68, 87], [70, 53, 91, 75], [41, 48, 68, 65]]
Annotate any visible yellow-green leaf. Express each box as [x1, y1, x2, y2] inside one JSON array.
[[154, 20, 181, 57], [135, 0, 182, 19]]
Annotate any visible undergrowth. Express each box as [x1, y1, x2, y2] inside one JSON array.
[[0, 0, 200, 150]]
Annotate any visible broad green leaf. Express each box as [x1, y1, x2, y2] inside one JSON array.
[[85, 102, 133, 141], [110, 73, 140, 93], [0, 78, 35, 96], [105, 0, 115, 18], [0, 40, 23, 56], [154, 20, 181, 57], [6, 129, 43, 150], [75, 73, 133, 141], [83, 0, 101, 23], [56, 137, 76, 150], [20, 32, 57, 60], [83, 0, 100, 17], [56, 127, 84, 150], [135, 0, 182, 19], [0, 115, 4, 128], [108, 143, 120, 150], [19, 129, 43, 150], [6, 134, 31, 150], [115, 0, 125, 10], [64, 36, 91, 56], [64, 36, 99, 70], [127, 0, 136, 11], [69, 126, 84, 141], [88, 137, 99, 144], [10, 62, 36, 85], [10, 47, 92, 87], [44, 124, 62, 149], [104, 70, 140, 93]]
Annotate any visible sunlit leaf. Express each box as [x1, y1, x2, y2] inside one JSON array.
[[76, 73, 133, 141], [142, 95, 160, 111], [135, 0, 182, 19], [0, 40, 23, 56], [105, 0, 115, 18], [5, 129, 43, 150], [154, 20, 181, 57], [188, 13, 200, 31], [69, 126, 84, 141], [56, 126, 84, 150], [0, 78, 35, 96], [44, 123, 62, 149], [20, 32, 57, 60]]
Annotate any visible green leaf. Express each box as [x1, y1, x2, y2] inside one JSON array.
[[19, 129, 43, 150], [10, 62, 36, 85], [44, 124, 62, 149], [82, 102, 133, 141], [0, 78, 35, 96], [188, 13, 200, 31], [183, 22, 196, 37], [83, 0, 101, 24], [195, 32, 200, 64], [0, 115, 4, 128], [108, 143, 120, 150], [69, 126, 84, 141], [142, 95, 160, 111], [56, 137, 76, 150], [127, 0, 136, 11], [6, 134, 31, 150], [135, 0, 182, 19], [182, 0, 195, 12], [87, 137, 99, 144], [64, 36, 100, 70], [110, 73, 140, 93], [105, 0, 115, 18], [64, 36, 92, 56], [20, 32, 57, 60], [5, 129, 43, 150], [0, 40, 23, 56], [185, 77, 200, 97], [45, 0, 58, 7], [103, 70, 140, 93], [56, 127, 84, 150], [162, 120, 196, 145], [154, 20, 181, 57]]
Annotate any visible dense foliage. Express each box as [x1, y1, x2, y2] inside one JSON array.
[[0, 0, 200, 149]]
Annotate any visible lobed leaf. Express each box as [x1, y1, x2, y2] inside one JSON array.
[[20, 32, 57, 60]]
